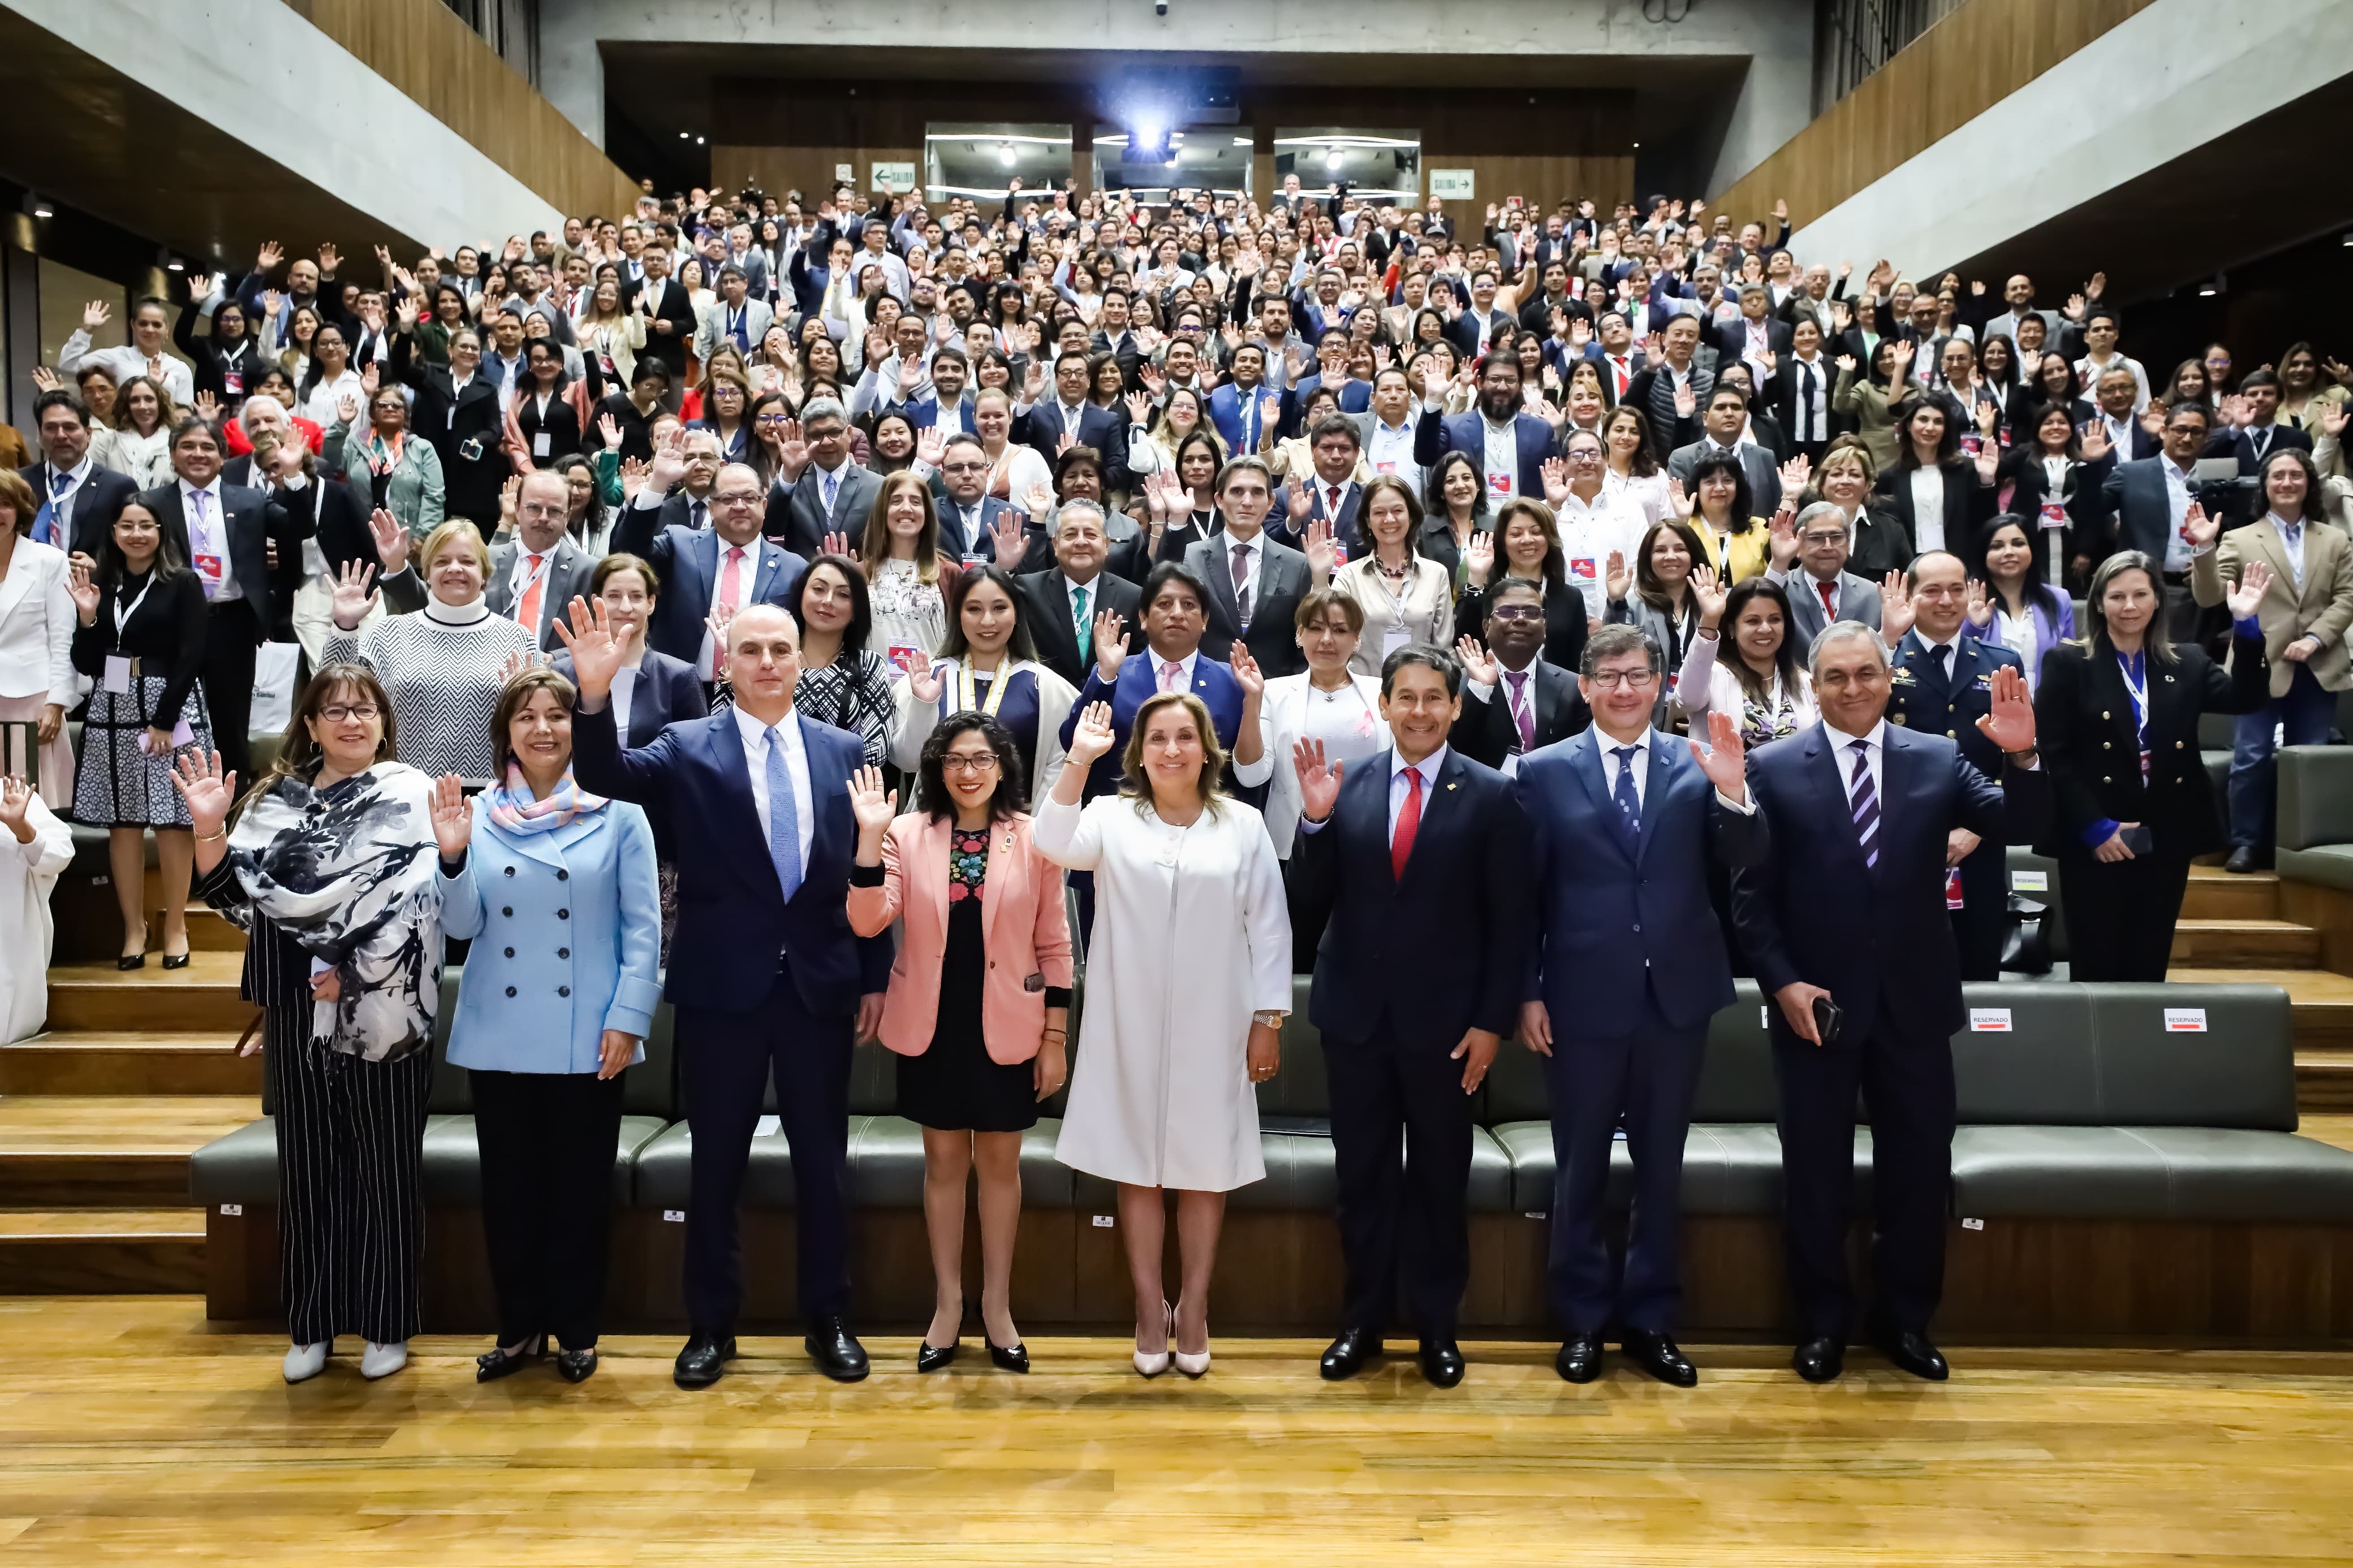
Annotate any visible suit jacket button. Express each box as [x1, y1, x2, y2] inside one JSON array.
[[2102, 741, 2111, 749], [2102, 711, 2110, 720], [503, 947, 514, 958], [1632, 924, 1641, 934], [557, 908, 569, 919], [1946, 729, 1956, 738], [503, 866, 515, 876], [2102, 776, 2112, 784], [2176, 740, 2186, 749], [558, 985, 570, 997], [558, 947, 569, 958], [502, 906, 513, 917], [505, 986, 516, 997], [557, 869, 569, 880]]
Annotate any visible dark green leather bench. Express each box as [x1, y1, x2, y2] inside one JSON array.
[[2277, 744, 2353, 892]]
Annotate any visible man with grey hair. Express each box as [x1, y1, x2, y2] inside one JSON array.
[[773, 395, 880, 558], [1015, 497, 1140, 687], [1731, 614, 2048, 1388], [1768, 500, 1892, 650]]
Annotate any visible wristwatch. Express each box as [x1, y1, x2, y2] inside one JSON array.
[[1252, 1010, 1287, 1029]]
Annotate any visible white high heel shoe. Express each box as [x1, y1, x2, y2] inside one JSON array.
[[360, 1340, 409, 1380], [1173, 1306, 1210, 1379], [283, 1341, 329, 1383], [1133, 1302, 1171, 1378]]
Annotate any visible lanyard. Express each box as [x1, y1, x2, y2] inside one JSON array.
[[955, 658, 1012, 719], [113, 572, 156, 643], [2117, 650, 2152, 777]]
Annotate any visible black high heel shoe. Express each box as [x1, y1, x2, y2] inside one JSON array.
[[119, 923, 147, 970], [475, 1334, 545, 1382], [161, 951, 190, 970], [986, 1338, 1029, 1373], [916, 1341, 959, 1373], [555, 1347, 598, 1383]]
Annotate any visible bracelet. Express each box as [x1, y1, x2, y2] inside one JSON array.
[[197, 828, 227, 844]]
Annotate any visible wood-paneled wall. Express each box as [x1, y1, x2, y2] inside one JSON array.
[[1710, 0, 2156, 233], [281, 0, 640, 221]]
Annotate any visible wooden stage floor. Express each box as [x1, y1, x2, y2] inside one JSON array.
[[0, 1299, 2348, 1563]]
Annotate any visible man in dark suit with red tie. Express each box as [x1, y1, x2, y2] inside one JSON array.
[[1289, 643, 1531, 1389]]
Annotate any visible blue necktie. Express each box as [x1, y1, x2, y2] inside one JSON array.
[[765, 726, 803, 902], [1611, 744, 1642, 847]]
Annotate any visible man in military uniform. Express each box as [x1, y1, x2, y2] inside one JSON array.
[[1885, 550, 2026, 980]]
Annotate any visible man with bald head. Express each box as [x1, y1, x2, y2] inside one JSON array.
[[564, 596, 890, 1391], [486, 470, 596, 650], [614, 431, 807, 674]]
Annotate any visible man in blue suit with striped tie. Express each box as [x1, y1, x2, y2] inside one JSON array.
[[1515, 623, 1767, 1387], [563, 598, 890, 1392], [1731, 621, 2048, 1386]]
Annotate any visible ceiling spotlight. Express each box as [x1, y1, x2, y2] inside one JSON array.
[[156, 247, 182, 272], [999, 141, 1017, 167], [695, 135, 705, 145], [2197, 283, 2217, 297], [1324, 146, 1343, 170], [23, 192, 52, 218], [678, 131, 689, 140]]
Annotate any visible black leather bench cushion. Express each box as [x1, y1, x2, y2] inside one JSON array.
[[1490, 1121, 1875, 1215], [188, 1116, 282, 1206], [419, 1115, 669, 1205], [1217, 1120, 1514, 1213], [632, 1115, 1074, 1209], [1950, 1126, 2353, 1221]]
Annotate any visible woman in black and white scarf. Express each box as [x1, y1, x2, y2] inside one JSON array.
[[175, 663, 443, 1385]]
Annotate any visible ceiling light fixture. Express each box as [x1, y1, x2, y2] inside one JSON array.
[[999, 141, 1017, 167], [1324, 146, 1343, 169]]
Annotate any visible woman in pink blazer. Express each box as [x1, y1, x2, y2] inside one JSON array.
[[847, 712, 1072, 1375]]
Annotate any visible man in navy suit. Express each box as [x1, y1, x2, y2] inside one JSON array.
[[564, 598, 890, 1390], [1018, 351, 1128, 491], [1731, 621, 2049, 1385], [896, 346, 975, 435], [2100, 400, 2234, 641], [1516, 624, 1768, 1387], [1288, 644, 1532, 1389], [1886, 552, 2026, 980], [1413, 353, 1557, 508], [1206, 342, 1284, 457], [933, 433, 1022, 564], [614, 440, 807, 677], [23, 390, 139, 558]]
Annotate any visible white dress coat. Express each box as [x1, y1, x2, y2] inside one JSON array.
[[1033, 791, 1292, 1193], [0, 790, 75, 1042], [1228, 671, 1389, 858]]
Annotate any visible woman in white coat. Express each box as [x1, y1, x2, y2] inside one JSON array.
[[1228, 589, 1388, 964], [0, 472, 78, 807], [0, 773, 74, 1042], [1033, 693, 1291, 1380]]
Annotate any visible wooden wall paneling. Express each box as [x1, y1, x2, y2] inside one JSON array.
[[1710, 0, 2157, 232], [299, 0, 641, 221]]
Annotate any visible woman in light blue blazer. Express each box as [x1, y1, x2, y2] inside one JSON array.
[[432, 666, 661, 1385]]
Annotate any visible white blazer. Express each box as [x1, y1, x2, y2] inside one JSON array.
[[0, 538, 78, 709], [1229, 669, 1390, 858]]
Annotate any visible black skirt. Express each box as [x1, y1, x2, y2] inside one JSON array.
[[897, 895, 1040, 1134]]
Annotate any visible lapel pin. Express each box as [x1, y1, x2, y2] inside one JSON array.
[[1446, 781, 1459, 791]]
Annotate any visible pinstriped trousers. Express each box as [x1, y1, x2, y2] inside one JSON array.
[[267, 1006, 433, 1347]]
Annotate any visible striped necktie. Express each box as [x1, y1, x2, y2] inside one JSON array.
[[1848, 739, 1878, 869]]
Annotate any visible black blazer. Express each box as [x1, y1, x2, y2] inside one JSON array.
[[553, 649, 708, 745], [1996, 447, 2111, 570], [1286, 744, 1533, 1046], [1107, 513, 1215, 587], [1711, 317, 1793, 365], [1016, 568, 1140, 689], [1447, 657, 1589, 769], [1184, 533, 1315, 678], [391, 335, 506, 524], [2204, 423, 2313, 476], [1453, 577, 1590, 677], [1873, 460, 1996, 570], [20, 462, 140, 561], [1016, 400, 1129, 490], [134, 481, 289, 639], [634, 280, 696, 377], [2097, 456, 2236, 564], [514, 387, 588, 465], [2033, 634, 2268, 860], [1413, 514, 1489, 587]]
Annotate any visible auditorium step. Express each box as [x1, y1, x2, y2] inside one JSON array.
[[0, 1207, 205, 1293], [2167, 918, 2322, 969], [0, 1095, 259, 1205], [43, 954, 259, 1034], [133, 904, 245, 953], [0, 1033, 260, 1096], [2170, 968, 2353, 1110], [2179, 866, 2281, 921]]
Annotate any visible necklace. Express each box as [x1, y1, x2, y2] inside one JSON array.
[[956, 655, 1011, 719]]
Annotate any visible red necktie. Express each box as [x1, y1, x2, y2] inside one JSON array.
[[1818, 578, 1837, 617], [714, 546, 745, 676], [1327, 484, 1342, 517], [1391, 766, 1423, 881], [516, 554, 545, 638]]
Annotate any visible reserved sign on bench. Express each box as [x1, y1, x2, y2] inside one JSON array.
[[2165, 1008, 2209, 1032]]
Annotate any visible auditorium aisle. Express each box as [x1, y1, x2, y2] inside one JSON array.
[[0, 883, 258, 1294], [2169, 863, 2353, 1111]]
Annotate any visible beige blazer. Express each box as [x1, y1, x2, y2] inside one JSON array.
[[2191, 515, 2353, 696]]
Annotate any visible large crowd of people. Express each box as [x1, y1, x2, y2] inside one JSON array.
[[2, 173, 2345, 1392]]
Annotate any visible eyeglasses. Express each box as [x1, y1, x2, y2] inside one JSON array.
[[1584, 669, 1658, 691], [1799, 530, 1849, 546], [940, 754, 1001, 774], [316, 704, 381, 722], [942, 461, 989, 474], [1489, 604, 1545, 623]]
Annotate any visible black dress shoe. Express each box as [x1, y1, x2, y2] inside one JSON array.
[[2226, 845, 2261, 874], [117, 952, 145, 971], [1418, 1338, 1466, 1389], [1555, 1333, 1604, 1384], [1793, 1336, 1845, 1384], [475, 1336, 542, 1383], [804, 1316, 869, 1382], [1319, 1327, 1383, 1381], [1874, 1328, 1950, 1381], [916, 1341, 958, 1373], [986, 1339, 1029, 1373], [555, 1347, 598, 1383], [1620, 1329, 1697, 1388], [673, 1331, 736, 1389]]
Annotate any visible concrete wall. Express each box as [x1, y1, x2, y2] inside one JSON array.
[[1789, 0, 2353, 281], [3, 0, 567, 252], [538, 0, 1815, 187]]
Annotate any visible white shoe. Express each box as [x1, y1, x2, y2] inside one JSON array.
[[1173, 1345, 1211, 1379], [1134, 1301, 1171, 1379], [283, 1341, 329, 1383], [360, 1340, 409, 1380]]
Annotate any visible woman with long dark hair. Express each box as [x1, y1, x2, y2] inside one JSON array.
[[1417, 450, 1490, 588], [847, 715, 1072, 1372], [1966, 514, 2075, 695], [1994, 404, 2109, 590], [1455, 496, 1587, 673], [1878, 394, 1997, 567], [895, 564, 1077, 793], [1605, 518, 1713, 724], [1675, 573, 1815, 748], [786, 553, 900, 768]]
